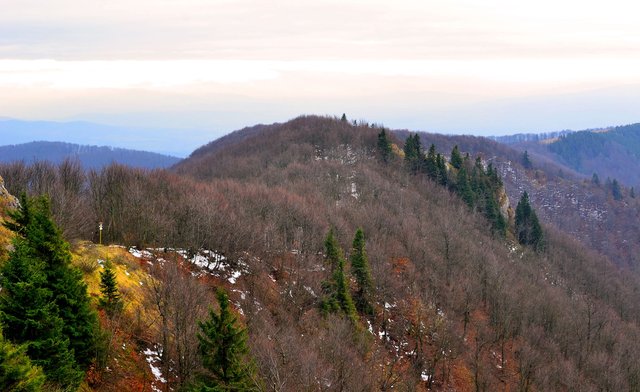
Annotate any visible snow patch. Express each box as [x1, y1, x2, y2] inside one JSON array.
[[143, 346, 166, 385], [304, 285, 317, 297], [228, 270, 242, 284], [129, 247, 153, 259]]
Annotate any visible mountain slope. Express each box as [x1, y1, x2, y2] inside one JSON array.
[[3, 115, 640, 390], [0, 141, 181, 170], [392, 129, 640, 269], [497, 123, 640, 187], [172, 115, 640, 390]]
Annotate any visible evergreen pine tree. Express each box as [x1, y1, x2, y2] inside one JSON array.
[[485, 193, 507, 236], [350, 228, 373, 316], [522, 150, 533, 169], [611, 179, 623, 201], [0, 329, 45, 392], [377, 129, 393, 163], [403, 134, 423, 174], [341, 113, 347, 122], [487, 163, 502, 188], [2, 194, 99, 371], [436, 154, 448, 186], [592, 173, 600, 186], [515, 192, 544, 251], [194, 288, 257, 391], [0, 225, 84, 387], [450, 145, 463, 169], [324, 229, 342, 272], [99, 261, 123, 316], [456, 167, 475, 208], [320, 230, 358, 322], [425, 144, 438, 180]]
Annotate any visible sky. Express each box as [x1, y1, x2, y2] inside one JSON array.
[[1, 0, 640, 154]]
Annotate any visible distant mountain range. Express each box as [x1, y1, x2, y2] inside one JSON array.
[[488, 130, 575, 145], [0, 141, 181, 170], [493, 123, 640, 187], [0, 118, 216, 157]]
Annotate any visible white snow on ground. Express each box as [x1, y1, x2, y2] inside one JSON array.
[[129, 246, 247, 284], [351, 182, 359, 199], [128, 247, 153, 259], [304, 286, 317, 297], [421, 370, 430, 382], [143, 346, 166, 386], [228, 270, 242, 284]]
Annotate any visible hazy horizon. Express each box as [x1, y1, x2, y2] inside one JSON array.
[[2, 0, 639, 151]]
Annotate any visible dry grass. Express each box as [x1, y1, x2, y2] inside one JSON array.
[[72, 242, 160, 391]]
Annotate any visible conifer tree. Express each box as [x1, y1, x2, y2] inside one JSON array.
[[403, 134, 423, 174], [485, 193, 507, 236], [611, 179, 623, 201], [425, 144, 438, 180], [99, 261, 123, 316], [592, 173, 600, 186], [0, 210, 84, 387], [350, 228, 373, 315], [456, 167, 475, 208], [377, 129, 393, 163], [0, 329, 45, 392], [324, 229, 342, 272], [522, 150, 533, 169], [450, 145, 463, 169], [436, 154, 448, 186], [515, 192, 544, 252], [2, 194, 98, 376], [321, 230, 358, 322], [194, 288, 257, 391]]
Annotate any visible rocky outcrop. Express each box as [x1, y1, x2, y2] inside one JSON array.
[[0, 176, 19, 211]]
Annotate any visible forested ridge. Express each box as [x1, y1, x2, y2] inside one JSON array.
[[0, 141, 180, 170], [1, 115, 640, 390], [488, 124, 640, 269]]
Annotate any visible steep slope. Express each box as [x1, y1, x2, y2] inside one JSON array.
[[497, 123, 640, 187], [172, 115, 640, 390], [0, 141, 181, 170], [393, 130, 640, 269], [4, 115, 640, 390], [492, 129, 640, 269]]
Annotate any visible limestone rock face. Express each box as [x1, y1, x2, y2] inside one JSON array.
[[497, 185, 510, 221], [0, 176, 19, 210]]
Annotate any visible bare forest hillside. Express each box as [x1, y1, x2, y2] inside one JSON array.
[[2, 115, 640, 391]]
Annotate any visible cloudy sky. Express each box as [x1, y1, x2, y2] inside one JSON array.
[[1, 0, 640, 152]]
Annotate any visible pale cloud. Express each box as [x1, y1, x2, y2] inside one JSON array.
[[1, 57, 639, 94], [1, 0, 639, 135], [2, 0, 638, 60]]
